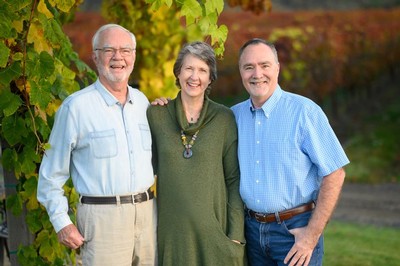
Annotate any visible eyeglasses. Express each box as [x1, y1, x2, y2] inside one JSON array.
[[95, 47, 136, 57]]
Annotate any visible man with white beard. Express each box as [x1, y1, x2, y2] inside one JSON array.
[[37, 24, 157, 265]]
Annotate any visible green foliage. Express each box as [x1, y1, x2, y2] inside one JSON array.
[[217, 9, 400, 108], [269, 26, 311, 96], [102, 0, 227, 100], [0, 0, 227, 264], [344, 95, 400, 183], [0, 0, 94, 264]]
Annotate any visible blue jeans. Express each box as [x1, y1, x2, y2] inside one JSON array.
[[245, 210, 324, 266]]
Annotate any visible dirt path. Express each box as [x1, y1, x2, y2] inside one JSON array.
[[332, 183, 400, 227]]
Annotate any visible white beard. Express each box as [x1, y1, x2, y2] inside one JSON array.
[[97, 64, 132, 83]]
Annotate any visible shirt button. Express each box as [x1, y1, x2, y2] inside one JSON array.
[[257, 200, 260, 203], [257, 121, 261, 125], [256, 180, 259, 183], [256, 141, 260, 144]]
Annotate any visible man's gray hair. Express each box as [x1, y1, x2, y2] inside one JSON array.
[[92, 24, 136, 50]]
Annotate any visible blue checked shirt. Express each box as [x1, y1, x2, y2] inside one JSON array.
[[38, 79, 154, 232], [231, 85, 349, 213]]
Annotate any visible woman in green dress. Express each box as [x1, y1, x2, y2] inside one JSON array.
[[147, 41, 246, 266]]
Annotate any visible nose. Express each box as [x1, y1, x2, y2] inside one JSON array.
[[190, 70, 199, 79], [252, 66, 263, 78], [112, 49, 124, 59]]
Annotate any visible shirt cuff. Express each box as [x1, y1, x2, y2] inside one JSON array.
[[51, 213, 73, 233]]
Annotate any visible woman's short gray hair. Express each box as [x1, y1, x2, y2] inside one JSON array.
[[173, 41, 217, 95]]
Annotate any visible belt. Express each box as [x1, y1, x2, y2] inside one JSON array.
[[247, 201, 316, 223], [80, 188, 154, 205]]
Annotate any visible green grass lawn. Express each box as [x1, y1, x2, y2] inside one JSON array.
[[324, 221, 400, 266], [324, 84, 400, 265]]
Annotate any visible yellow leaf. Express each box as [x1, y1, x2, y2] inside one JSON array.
[[27, 22, 52, 53], [12, 52, 23, 61], [26, 196, 39, 210], [151, 175, 157, 197], [12, 20, 23, 33], [38, 0, 54, 19], [46, 99, 62, 116], [53, 0, 75, 13]]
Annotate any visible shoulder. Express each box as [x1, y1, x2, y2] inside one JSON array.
[[279, 91, 331, 132], [231, 99, 249, 111], [128, 87, 149, 104], [207, 101, 237, 135], [230, 99, 251, 120], [61, 84, 97, 108], [147, 99, 174, 122], [147, 104, 168, 115], [209, 99, 235, 119], [280, 90, 322, 114]]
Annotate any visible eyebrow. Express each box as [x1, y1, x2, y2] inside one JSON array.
[[241, 63, 254, 68], [242, 61, 270, 68]]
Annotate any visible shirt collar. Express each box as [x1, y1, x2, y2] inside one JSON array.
[[94, 79, 133, 106], [249, 85, 283, 117]]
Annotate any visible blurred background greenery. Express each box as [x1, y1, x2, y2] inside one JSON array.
[[64, 0, 400, 184], [0, 0, 399, 264], [62, 3, 400, 263]]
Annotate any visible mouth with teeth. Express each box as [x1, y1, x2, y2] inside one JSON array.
[[187, 82, 200, 88], [250, 80, 267, 86], [110, 65, 125, 70]]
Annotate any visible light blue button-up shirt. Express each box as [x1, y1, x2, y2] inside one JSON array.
[[38, 79, 154, 232], [231, 85, 349, 213]]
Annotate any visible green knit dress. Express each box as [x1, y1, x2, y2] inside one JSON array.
[[147, 92, 246, 266]]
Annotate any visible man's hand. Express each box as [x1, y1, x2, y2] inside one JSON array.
[[284, 226, 319, 266], [57, 224, 84, 250], [151, 97, 170, 106], [284, 168, 345, 265]]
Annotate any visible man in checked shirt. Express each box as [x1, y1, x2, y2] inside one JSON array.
[[231, 38, 349, 266]]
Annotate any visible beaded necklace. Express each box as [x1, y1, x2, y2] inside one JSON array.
[[180, 130, 199, 159]]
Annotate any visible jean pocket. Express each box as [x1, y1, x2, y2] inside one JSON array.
[[282, 211, 312, 235]]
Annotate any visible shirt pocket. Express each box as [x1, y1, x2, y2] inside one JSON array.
[[90, 129, 118, 158], [139, 123, 152, 151]]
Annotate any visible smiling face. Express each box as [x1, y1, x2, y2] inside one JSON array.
[[92, 27, 136, 88], [178, 54, 211, 100], [239, 43, 280, 108]]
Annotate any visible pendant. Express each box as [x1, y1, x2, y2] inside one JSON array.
[[183, 148, 193, 159]]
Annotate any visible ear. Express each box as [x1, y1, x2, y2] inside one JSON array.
[[92, 51, 98, 65]]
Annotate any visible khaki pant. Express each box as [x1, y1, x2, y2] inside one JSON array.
[[77, 199, 157, 266]]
